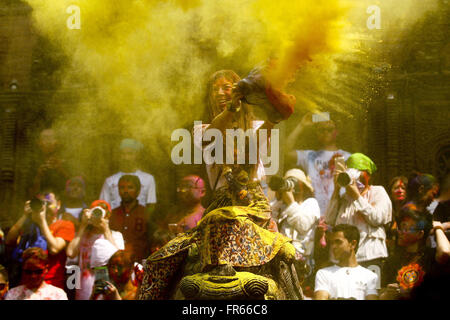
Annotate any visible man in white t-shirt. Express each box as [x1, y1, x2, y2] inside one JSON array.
[[314, 224, 378, 300], [99, 138, 157, 211], [286, 113, 351, 216]]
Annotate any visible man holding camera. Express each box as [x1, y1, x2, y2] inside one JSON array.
[[286, 112, 352, 217], [66, 200, 124, 300], [270, 169, 321, 280], [6, 191, 75, 290], [325, 153, 392, 273]]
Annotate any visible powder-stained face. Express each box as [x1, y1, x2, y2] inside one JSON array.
[[177, 175, 205, 204], [211, 77, 234, 116], [397, 217, 423, 247], [39, 192, 60, 221], [391, 180, 407, 202], [420, 184, 439, 207], [357, 171, 371, 190], [108, 257, 132, 286], [22, 260, 48, 290]]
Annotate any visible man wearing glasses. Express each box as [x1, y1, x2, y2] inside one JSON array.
[[5, 247, 67, 300], [151, 175, 206, 249], [173, 175, 206, 231]]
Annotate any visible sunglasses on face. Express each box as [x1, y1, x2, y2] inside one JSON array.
[[398, 227, 420, 233], [177, 186, 202, 192], [23, 269, 45, 275]]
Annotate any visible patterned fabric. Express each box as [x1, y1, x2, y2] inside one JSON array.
[[5, 282, 68, 300], [137, 177, 290, 300], [138, 250, 188, 300], [199, 207, 286, 267]]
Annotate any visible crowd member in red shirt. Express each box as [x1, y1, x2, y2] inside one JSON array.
[[109, 175, 150, 263], [6, 190, 75, 290]]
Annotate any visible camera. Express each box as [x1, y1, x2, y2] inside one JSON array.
[[93, 266, 110, 294], [312, 112, 330, 123], [268, 176, 300, 193], [30, 197, 47, 213], [93, 280, 109, 294], [337, 168, 361, 187], [90, 206, 106, 220]]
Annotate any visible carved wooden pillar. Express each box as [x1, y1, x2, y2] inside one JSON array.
[[0, 93, 19, 227]]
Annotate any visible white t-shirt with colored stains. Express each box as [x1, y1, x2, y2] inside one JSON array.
[[296, 149, 351, 216]]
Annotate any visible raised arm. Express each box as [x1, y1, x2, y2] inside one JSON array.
[[34, 207, 69, 255], [433, 221, 450, 265], [66, 209, 89, 258], [6, 201, 32, 246], [285, 113, 313, 166]]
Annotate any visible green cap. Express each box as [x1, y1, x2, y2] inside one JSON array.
[[346, 153, 377, 175]]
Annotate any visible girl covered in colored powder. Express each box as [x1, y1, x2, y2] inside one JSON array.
[[386, 176, 408, 256], [138, 66, 296, 300]]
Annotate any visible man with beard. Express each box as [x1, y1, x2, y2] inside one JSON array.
[[109, 175, 150, 262], [5, 247, 67, 300], [99, 138, 156, 211]]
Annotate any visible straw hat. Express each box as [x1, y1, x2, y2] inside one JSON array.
[[284, 168, 314, 193]]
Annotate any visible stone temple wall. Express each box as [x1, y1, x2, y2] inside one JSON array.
[[0, 1, 449, 227]]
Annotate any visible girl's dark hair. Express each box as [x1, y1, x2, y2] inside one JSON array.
[[107, 250, 133, 269], [387, 176, 408, 201], [407, 172, 437, 201], [206, 70, 254, 130], [398, 203, 433, 241], [22, 247, 48, 265]]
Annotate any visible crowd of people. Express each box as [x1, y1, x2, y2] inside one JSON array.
[[0, 68, 449, 300]]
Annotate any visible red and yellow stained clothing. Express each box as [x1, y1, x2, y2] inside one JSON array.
[[45, 220, 75, 289], [110, 203, 150, 261]]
